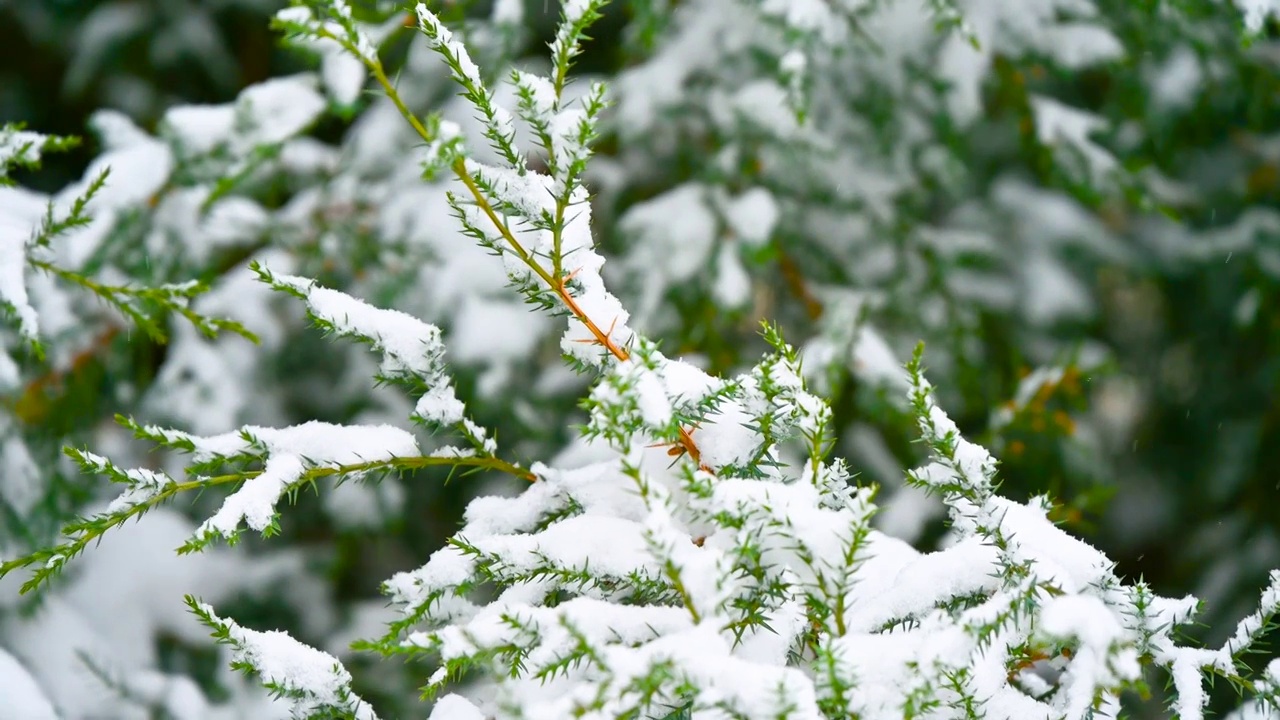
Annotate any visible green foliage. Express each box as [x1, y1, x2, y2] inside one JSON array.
[[4, 0, 1280, 717]]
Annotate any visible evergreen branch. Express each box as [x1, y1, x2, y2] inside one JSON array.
[[314, 15, 710, 467], [187, 595, 381, 719], [30, 168, 110, 249], [0, 450, 534, 595], [28, 259, 259, 344]]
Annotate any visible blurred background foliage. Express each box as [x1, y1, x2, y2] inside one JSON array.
[[1, 0, 288, 189], [4, 0, 1280, 716]]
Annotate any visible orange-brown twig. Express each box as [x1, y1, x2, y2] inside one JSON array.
[[554, 274, 631, 361], [556, 272, 710, 469], [343, 27, 710, 478]]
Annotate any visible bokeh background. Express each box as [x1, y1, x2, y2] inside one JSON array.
[[4, 0, 1280, 716]]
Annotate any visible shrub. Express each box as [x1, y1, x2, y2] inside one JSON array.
[[3, 1, 1280, 718]]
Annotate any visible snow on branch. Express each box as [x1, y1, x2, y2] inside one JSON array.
[[7, 3, 1280, 720], [364, 341, 1280, 719], [256, 263, 464, 424], [189, 596, 380, 720]]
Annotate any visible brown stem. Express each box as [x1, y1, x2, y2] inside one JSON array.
[[9, 326, 121, 424], [778, 249, 823, 321], [347, 26, 711, 472]]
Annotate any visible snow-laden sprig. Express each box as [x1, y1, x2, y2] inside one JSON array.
[[254, 264, 457, 418], [1222, 570, 1280, 662], [511, 70, 608, 206], [0, 128, 102, 349], [254, 263, 520, 465], [549, 0, 608, 99], [761, 322, 834, 467], [189, 596, 380, 720], [687, 323, 832, 477], [1, 130, 263, 453], [271, 1, 407, 106], [2, 80, 313, 390], [447, 150, 640, 373], [906, 343, 999, 517], [0, 404, 532, 595], [582, 339, 729, 454], [392, 3, 652, 390], [0, 125, 79, 184], [65, 449, 176, 516], [295, 6, 694, 486], [416, 6, 522, 169], [376, 442, 835, 719], [174, 421, 420, 548], [576, 324, 833, 479], [1157, 570, 1280, 719], [138, 417, 522, 553]]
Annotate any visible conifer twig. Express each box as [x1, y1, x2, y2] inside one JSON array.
[[0, 450, 534, 594], [322, 25, 709, 468]]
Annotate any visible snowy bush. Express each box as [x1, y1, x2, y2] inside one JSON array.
[[5, 0, 1280, 718], [597, 0, 1280, 642]]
